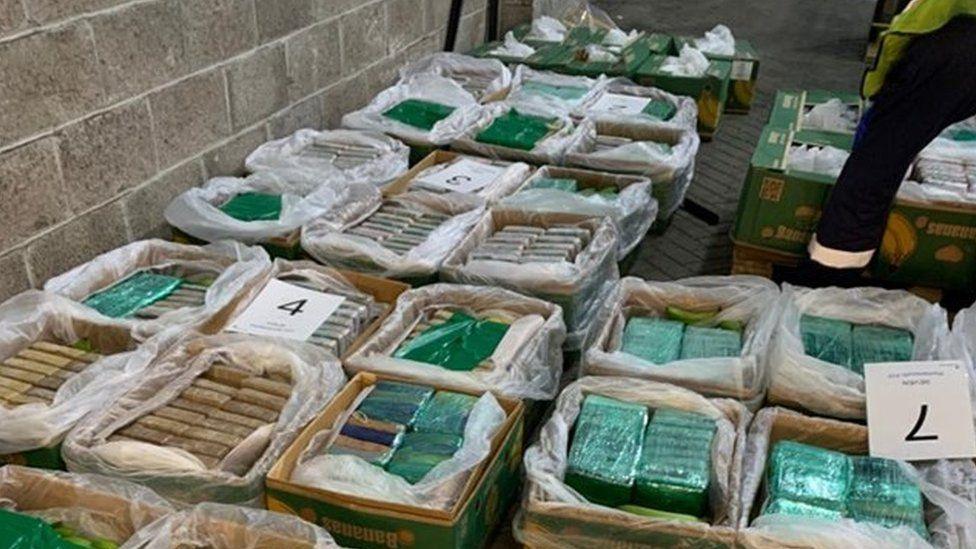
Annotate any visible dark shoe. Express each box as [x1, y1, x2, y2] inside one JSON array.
[[775, 258, 866, 288]]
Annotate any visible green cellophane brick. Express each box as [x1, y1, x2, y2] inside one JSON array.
[[766, 440, 851, 512], [528, 177, 578, 192], [386, 450, 453, 484], [801, 314, 853, 368], [565, 394, 648, 507], [652, 408, 718, 432], [633, 411, 716, 516], [475, 109, 559, 151], [948, 127, 976, 141], [520, 80, 589, 102], [763, 498, 847, 520], [385, 432, 464, 484], [849, 456, 927, 538], [382, 99, 457, 131], [851, 325, 914, 376], [0, 509, 79, 549], [679, 326, 742, 360], [413, 391, 478, 436], [356, 381, 434, 428], [643, 100, 677, 121], [83, 271, 183, 319], [393, 312, 509, 372], [621, 317, 684, 364], [219, 192, 283, 222]]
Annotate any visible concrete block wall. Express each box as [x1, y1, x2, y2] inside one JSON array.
[[0, 0, 489, 301]]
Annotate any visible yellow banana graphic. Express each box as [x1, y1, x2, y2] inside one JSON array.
[[880, 212, 918, 267], [733, 80, 755, 107], [697, 89, 719, 132], [935, 245, 964, 263]]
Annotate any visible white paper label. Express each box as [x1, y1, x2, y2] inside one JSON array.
[[865, 360, 976, 461], [413, 158, 506, 194], [588, 93, 653, 116], [227, 279, 345, 342], [731, 60, 754, 81]]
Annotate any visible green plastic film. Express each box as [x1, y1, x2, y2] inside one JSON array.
[[528, 177, 579, 192], [617, 504, 703, 522], [521, 80, 589, 101], [948, 128, 976, 142], [475, 109, 559, 151], [382, 99, 457, 131], [218, 192, 283, 222], [679, 326, 743, 360], [849, 456, 927, 537], [621, 317, 684, 364], [851, 325, 914, 375], [801, 314, 853, 368], [355, 381, 434, 428], [764, 498, 847, 520], [633, 410, 715, 516], [642, 100, 677, 121], [83, 271, 183, 319], [328, 444, 396, 468], [386, 450, 453, 484], [393, 312, 509, 372], [413, 391, 478, 436], [0, 509, 116, 549], [766, 440, 851, 512], [397, 431, 463, 456]]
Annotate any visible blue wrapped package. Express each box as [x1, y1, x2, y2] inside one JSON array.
[[621, 317, 684, 364], [800, 314, 853, 368]]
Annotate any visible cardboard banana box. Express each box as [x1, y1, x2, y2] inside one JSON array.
[[672, 37, 760, 113], [633, 55, 731, 140]]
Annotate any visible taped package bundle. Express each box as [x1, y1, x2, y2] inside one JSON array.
[[495, 165, 657, 259], [0, 466, 173, 549], [452, 101, 591, 165], [584, 276, 779, 407], [573, 77, 698, 134], [387, 151, 532, 205], [912, 118, 976, 200], [440, 209, 619, 350], [515, 376, 750, 548], [565, 118, 701, 220], [301, 189, 485, 283], [341, 75, 482, 148], [120, 503, 340, 548], [244, 129, 409, 187], [346, 283, 566, 401], [0, 291, 156, 460], [506, 65, 607, 115], [63, 332, 345, 507], [282, 376, 508, 511], [398, 53, 512, 101], [768, 285, 948, 420], [44, 240, 272, 342], [739, 407, 976, 548]]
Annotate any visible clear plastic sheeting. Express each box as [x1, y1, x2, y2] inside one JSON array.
[[63, 332, 345, 507], [398, 53, 512, 101], [768, 285, 948, 420], [490, 32, 536, 59], [533, 0, 619, 30], [507, 66, 607, 115], [526, 15, 569, 42], [120, 503, 340, 548], [514, 376, 750, 548], [660, 45, 710, 77], [788, 144, 850, 177], [496, 166, 657, 259], [0, 465, 173, 546], [573, 78, 699, 134], [803, 98, 860, 134], [244, 129, 409, 187], [346, 283, 566, 400], [941, 301, 976, 431], [584, 276, 780, 407], [341, 75, 483, 146], [44, 240, 272, 342], [693, 25, 735, 56]]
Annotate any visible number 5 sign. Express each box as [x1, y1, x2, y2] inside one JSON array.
[[865, 360, 976, 461], [227, 279, 345, 342]]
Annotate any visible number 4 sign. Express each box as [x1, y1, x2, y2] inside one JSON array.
[[865, 360, 976, 461], [227, 279, 345, 342]]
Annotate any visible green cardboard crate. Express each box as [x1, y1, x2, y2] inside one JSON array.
[[0, 444, 65, 470], [510, 22, 568, 49], [767, 89, 864, 135], [468, 41, 576, 72], [560, 34, 671, 78], [634, 55, 732, 139], [672, 38, 759, 113]]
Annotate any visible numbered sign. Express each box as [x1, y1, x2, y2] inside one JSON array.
[[227, 279, 345, 342], [864, 360, 976, 461], [413, 158, 506, 194], [588, 93, 653, 116]]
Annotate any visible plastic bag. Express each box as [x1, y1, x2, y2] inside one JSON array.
[[398, 53, 512, 101], [693, 25, 735, 56], [507, 65, 607, 115], [573, 77, 699, 134], [514, 376, 750, 548], [533, 0, 619, 30], [405, 154, 533, 205], [0, 465, 173, 546], [495, 165, 657, 259], [346, 283, 566, 400], [301, 190, 486, 280], [244, 129, 409, 187], [525, 15, 568, 42], [788, 144, 850, 177], [803, 98, 859, 133], [604, 28, 641, 48], [120, 502, 339, 548], [43, 240, 272, 342], [490, 32, 537, 59], [660, 45, 710, 77], [768, 285, 949, 420], [62, 332, 346, 507], [584, 276, 780, 408], [341, 75, 482, 146]]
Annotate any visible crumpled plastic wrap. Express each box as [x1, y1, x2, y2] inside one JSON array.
[[289, 384, 506, 511], [440, 212, 619, 351], [525, 15, 568, 42], [533, 0, 618, 30], [768, 285, 948, 420], [803, 98, 860, 134], [514, 376, 750, 548], [120, 502, 339, 548], [398, 53, 512, 101], [405, 154, 533, 205], [660, 45, 710, 77], [507, 66, 607, 115], [346, 283, 566, 400], [573, 77, 699, 133], [341, 75, 483, 146], [62, 332, 345, 507], [490, 32, 537, 59], [738, 407, 976, 549], [788, 144, 850, 177], [244, 129, 409, 187], [584, 276, 779, 408], [44, 240, 272, 342], [301, 190, 486, 280], [0, 465, 173, 546], [495, 165, 657, 259], [693, 25, 735, 56]]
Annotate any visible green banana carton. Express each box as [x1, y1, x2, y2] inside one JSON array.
[[672, 38, 760, 113], [634, 56, 731, 139]]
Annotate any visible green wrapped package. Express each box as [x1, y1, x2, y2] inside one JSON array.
[[849, 456, 927, 537], [356, 381, 434, 428], [643, 100, 678, 121], [83, 271, 183, 319], [679, 326, 742, 360], [382, 99, 457, 131], [385, 431, 465, 483], [0, 509, 118, 549], [766, 441, 851, 513], [397, 431, 464, 455], [851, 325, 914, 375], [651, 408, 718, 432], [763, 498, 847, 520], [528, 177, 579, 192], [565, 395, 648, 507], [218, 192, 283, 222], [475, 109, 559, 151], [801, 314, 853, 368], [520, 80, 589, 102], [413, 391, 478, 436], [621, 317, 684, 364], [393, 312, 509, 372], [328, 444, 396, 468]]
